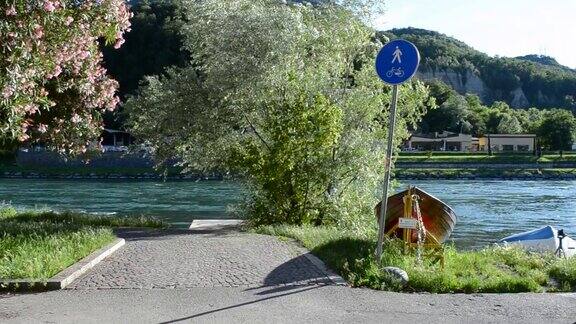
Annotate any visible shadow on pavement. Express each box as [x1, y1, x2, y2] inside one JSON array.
[[240, 253, 335, 296], [158, 285, 326, 323], [262, 254, 334, 286]]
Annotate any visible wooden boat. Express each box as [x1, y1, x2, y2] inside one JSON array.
[[375, 187, 457, 244]]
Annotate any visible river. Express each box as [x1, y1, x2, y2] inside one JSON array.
[[1, 179, 575, 249]]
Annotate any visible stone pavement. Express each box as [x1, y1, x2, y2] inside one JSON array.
[[67, 228, 334, 290]]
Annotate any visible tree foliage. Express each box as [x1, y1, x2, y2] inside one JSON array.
[[127, 0, 431, 228], [536, 110, 576, 150], [418, 85, 576, 149], [102, 0, 188, 99], [0, 0, 131, 154]]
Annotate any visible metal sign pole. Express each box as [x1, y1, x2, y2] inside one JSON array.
[[374, 39, 419, 263], [376, 84, 399, 262]]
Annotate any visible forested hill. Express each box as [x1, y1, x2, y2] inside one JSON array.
[[381, 28, 576, 110], [515, 54, 574, 72]]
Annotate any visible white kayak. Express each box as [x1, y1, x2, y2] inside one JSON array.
[[499, 226, 576, 258]]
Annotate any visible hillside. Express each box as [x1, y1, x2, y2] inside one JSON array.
[[515, 54, 573, 72], [381, 28, 576, 110]]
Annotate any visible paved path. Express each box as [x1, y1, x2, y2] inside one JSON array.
[[67, 228, 334, 289], [2, 286, 575, 323], [1, 227, 576, 323]]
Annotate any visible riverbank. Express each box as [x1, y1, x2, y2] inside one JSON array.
[[256, 225, 576, 293], [4, 152, 576, 180], [0, 208, 165, 281], [397, 152, 576, 164], [3, 168, 576, 181], [395, 152, 576, 179], [0, 168, 223, 181], [395, 168, 576, 180]]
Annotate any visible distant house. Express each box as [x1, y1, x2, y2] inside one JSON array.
[[405, 131, 537, 153], [101, 129, 134, 151], [478, 134, 536, 152], [405, 131, 474, 152]]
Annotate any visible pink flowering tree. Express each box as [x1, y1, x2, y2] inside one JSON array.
[[0, 0, 131, 154]]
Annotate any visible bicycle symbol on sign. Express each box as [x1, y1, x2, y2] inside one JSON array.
[[386, 67, 405, 78]]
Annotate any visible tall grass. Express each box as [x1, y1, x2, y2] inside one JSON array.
[[0, 208, 166, 280], [256, 225, 576, 293]]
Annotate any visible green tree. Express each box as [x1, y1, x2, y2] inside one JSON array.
[[465, 94, 488, 136], [101, 0, 189, 129], [102, 0, 188, 99], [127, 0, 430, 228], [496, 114, 522, 134], [421, 94, 469, 133], [537, 109, 576, 150]]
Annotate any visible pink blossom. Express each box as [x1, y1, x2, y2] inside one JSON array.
[[113, 38, 125, 49], [43, 1, 56, 12], [5, 5, 16, 16], [79, 51, 91, 59], [53, 65, 62, 77], [33, 25, 43, 39], [1, 0, 130, 154], [71, 114, 82, 123], [2, 86, 14, 99], [24, 104, 39, 114]]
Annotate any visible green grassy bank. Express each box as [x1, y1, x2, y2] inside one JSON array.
[[0, 208, 165, 280], [256, 225, 576, 293], [395, 168, 576, 179], [397, 152, 576, 164]]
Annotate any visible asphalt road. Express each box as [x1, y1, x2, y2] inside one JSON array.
[[1, 286, 575, 323], [2, 226, 575, 323]]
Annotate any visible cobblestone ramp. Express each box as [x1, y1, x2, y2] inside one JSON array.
[[67, 229, 332, 289]]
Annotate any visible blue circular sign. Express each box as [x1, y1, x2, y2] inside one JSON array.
[[375, 39, 420, 85]]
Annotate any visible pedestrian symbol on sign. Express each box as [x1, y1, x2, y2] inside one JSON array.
[[375, 39, 419, 85], [391, 46, 402, 64]]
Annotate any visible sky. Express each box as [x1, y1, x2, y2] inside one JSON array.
[[373, 0, 576, 69]]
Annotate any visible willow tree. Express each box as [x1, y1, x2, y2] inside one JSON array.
[[126, 0, 432, 229]]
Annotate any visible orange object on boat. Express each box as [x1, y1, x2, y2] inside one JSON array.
[[375, 187, 457, 244]]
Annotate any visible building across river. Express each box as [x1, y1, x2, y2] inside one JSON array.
[[405, 131, 537, 152], [478, 134, 536, 152]]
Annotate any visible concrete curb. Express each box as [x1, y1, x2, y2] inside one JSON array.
[[283, 238, 348, 287], [189, 219, 245, 231], [301, 251, 348, 286], [0, 238, 125, 292]]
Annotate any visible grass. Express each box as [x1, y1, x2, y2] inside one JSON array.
[[397, 152, 576, 164], [394, 168, 576, 179], [0, 207, 166, 280], [255, 225, 576, 293]]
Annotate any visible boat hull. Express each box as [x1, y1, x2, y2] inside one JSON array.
[[375, 187, 457, 244], [500, 226, 576, 258]]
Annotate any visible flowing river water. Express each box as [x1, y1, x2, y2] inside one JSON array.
[[1, 178, 575, 249]]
